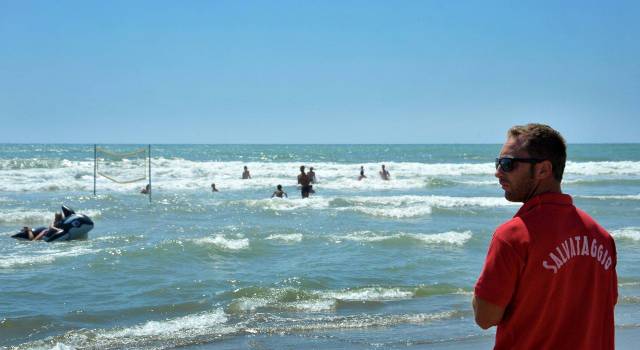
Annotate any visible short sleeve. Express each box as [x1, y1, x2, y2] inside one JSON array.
[[611, 237, 618, 305], [474, 233, 524, 308]]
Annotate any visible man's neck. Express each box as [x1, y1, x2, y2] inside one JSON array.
[[525, 181, 562, 202]]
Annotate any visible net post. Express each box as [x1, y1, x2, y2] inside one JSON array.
[[148, 144, 152, 203], [94, 144, 97, 196]]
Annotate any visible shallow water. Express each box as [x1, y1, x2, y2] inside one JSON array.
[[1, 144, 639, 349]]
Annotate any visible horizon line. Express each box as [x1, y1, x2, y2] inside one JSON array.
[[2, 142, 639, 146]]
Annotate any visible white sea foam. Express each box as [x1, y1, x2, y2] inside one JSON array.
[[336, 231, 472, 246], [412, 231, 473, 245], [350, 206, 433, 218], [98, 308, 233, 339], [457, 179, 497, 186], [454, 288, 474, 296], [283, 299, 336, 312], [0, 209, 55, 225], [265, 233, 303, 243], [320, 287, 414, 301], [0, 246, 100, 269], [232, 298, 334, 313], [338, 231, 392, 242], [237, 197, 331, 211], [234, 195, 515, 218], [231, 286, 416, 313], [331, 195, 514, 218], [94, 234, 145, 243], [230, 297, 271, 312], [619, 281, 640, 287], [579, 194, 640, 200], [49, 343, 76, 350], [194, 234, 250, 250], [272, 311, 459, 332], [611, 228, 640, 241], [565, 161, 640, 176], [3, 158, 638, 193], [336, 195, 516, 208], [0, 208, 101, 225]]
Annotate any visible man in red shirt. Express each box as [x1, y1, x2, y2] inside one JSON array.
[[473, 124, 618, 349]]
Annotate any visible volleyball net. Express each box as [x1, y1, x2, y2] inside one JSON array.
[[94, 145, 152, 200]]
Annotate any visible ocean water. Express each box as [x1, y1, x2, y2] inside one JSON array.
[[1, 144, 639, 349]]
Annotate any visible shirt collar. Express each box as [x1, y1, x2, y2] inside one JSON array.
[[514, 192, 572, 217]]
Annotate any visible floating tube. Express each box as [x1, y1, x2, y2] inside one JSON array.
[[12, 206, 94, 242]]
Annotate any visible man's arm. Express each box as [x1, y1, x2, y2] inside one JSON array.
[[472, 295, 505, 329]]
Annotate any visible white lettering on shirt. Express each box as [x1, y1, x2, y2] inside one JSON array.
[[581, 236, 590, 256], [542, 260, 558, 274], [542, 235, 613, 274]]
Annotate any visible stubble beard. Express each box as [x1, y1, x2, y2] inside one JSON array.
[[504, 175, 536, 203]]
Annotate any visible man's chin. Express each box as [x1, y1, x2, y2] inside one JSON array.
[[504, 192, 520, 202]]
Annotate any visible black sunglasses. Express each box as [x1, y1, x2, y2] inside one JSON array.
[[495, 157, 543, 172]]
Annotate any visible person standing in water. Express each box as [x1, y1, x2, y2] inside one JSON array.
[[297, 166, 312, 198], [307, 167, 317, 193], [308, 167, 317, 183], [358, 166, 367, 180], [211, 183, 219, 192], [379, 164, 390, 180], [242, 166, 251, 179], [271, 184, 288, 198]]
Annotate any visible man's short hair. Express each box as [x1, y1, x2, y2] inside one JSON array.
[[508, 123, 567, 181]]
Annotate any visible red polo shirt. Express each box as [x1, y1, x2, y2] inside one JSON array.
[[475, 193, 618, 349]]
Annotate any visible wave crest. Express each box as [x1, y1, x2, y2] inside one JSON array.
[[193, 234, 250, 250]]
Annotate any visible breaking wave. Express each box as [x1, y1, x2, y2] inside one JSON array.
[[192, 234, 250, 250], [2, 158, 639, 192], [611, 228, 640, 242], [0, 208, 102, 225], [334, 231, 472, 246]]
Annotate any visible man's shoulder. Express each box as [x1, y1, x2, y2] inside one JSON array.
[[494, 217, 529, 243], [574, 207, 613, 240]]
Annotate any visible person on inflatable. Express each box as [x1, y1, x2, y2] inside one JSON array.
[[22, 212, 64, 241]]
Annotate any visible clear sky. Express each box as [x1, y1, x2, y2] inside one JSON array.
[[1, 1, 638, 144]]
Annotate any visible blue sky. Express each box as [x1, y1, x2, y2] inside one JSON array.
[[1, 1, 638, 144]]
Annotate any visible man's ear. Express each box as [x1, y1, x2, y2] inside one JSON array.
[[535, 160, 553, 180]]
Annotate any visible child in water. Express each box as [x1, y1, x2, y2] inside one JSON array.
[[271, 184, 288, 198]]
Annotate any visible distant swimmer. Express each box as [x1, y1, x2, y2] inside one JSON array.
[[271, 184, 288, 198], [308, 167, 317, 184], [211, 183, 219, 192], [308, 167, 317, 193], [140, 184, 150, 194], [242, 166, 251, 179], [358, 166, 367, 180], [297, 165, 312, 198], [379, 164, 390, 180]]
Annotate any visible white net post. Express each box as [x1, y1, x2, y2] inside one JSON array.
[[147, 144, 151, 203]]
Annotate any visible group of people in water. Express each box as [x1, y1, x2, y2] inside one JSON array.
[[140, 164, 391, 199], [231, 164, 390, 198]]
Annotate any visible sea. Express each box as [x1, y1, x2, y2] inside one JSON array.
[[1, 144, 639, 349]]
